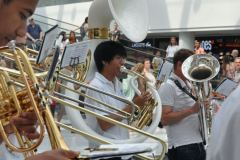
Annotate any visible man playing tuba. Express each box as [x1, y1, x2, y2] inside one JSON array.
[[158, 49, 206, 160]]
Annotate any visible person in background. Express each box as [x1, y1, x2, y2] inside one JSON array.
[[152, 50, 163, 77], [122, 63, 146, 100], [234, 57, 240, 83], [68, 30, 77, 44], [26, 18, 44, 50], [194, 40, 205, 54], [231, 49, 239, 60], [166, 37, 179, 61], [111, 21, 121, 41], [80, 17, 88, 41], [143, 58, 156, 87], [0, 0, 79, 159], [56, 31, 68, 53], [224, 53, 235, 80]]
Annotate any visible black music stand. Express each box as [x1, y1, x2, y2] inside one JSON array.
[[37, 25, 58, 64]]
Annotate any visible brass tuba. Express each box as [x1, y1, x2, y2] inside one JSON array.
[[182, 54, 220, 145], [120, 66, 162, 129]]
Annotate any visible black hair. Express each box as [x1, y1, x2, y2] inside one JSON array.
[[3, 0, 12, 4], [224, 55, 234, 64], [173, 49, 194, 69], [94, 41, 127, 72], [84, 17, 88, 24], [59, 31, 66, 41]]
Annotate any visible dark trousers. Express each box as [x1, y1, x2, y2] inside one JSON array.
[[167, 143, 206, 160]]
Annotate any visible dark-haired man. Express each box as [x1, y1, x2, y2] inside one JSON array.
[[158, 49, 206, 160], [0, 0, 78, 159], [85, 41, 150, 155]]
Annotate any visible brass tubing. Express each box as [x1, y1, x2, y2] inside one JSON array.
[[48, 95, 167, 160]]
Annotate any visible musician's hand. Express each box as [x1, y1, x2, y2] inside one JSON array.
[[203, 99, 210, 108], [133, 92, 151, 108], [191, 102, 200, 114], [9, 111, 40, 140], [26, 149, 80, 160]]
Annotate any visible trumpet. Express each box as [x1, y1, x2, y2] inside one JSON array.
[[0, 43, 69, 158]]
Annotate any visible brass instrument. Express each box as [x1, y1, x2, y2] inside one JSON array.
[[0, 44, 167, 160], [120, 66, 161, 129], [60, 0, 166, 158], [0, 0, 167, 158], [182, 54, 220, 145], [0, 47, 166, 159], [0, 44, 69, 158]]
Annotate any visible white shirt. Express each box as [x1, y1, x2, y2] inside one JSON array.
[[158, 73, 202, 148], [207, 85, 240, 160], [85, 72, 129, 143], [166, 45, 179, 58]]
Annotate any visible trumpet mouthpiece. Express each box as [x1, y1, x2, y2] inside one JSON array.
[[120, 66, 128, 73]]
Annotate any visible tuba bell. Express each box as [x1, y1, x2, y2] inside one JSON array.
[[182, 54, 220, 145]]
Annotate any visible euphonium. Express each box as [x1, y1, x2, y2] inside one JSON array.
[[182, 54, 220, 145], [120, 66, 161, 129]]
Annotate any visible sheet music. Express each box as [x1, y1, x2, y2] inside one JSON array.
[[215, 78, 238, 97], [60, 40, 90, 69], [157, 60, 173, 81], [80, 143, 153, 159], [37, 25, 58, 64]]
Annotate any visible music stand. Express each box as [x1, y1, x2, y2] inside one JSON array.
[[215, 78, 238, 97], [45, 47, 60, 83], [60, 40, 90, 69], [36, 25, 58, 64]]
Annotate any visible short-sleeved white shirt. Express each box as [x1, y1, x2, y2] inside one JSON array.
[[207, 85, 240, 160], [85, 72, 129, 142], [158, 73, 202, 148], [166, 45, 179, 58]]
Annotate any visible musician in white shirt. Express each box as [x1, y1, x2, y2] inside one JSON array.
[[85, 41, 150, 152]]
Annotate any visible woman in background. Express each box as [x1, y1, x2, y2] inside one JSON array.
[[122, 63, 146, 100], [69, 31, 77, 44]]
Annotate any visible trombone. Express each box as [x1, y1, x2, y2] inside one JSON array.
[[0, 44, 167, 159]]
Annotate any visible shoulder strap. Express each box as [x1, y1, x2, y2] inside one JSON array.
[[169, 78, 198, 101]]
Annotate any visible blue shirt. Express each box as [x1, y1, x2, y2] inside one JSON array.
[[27, 24, 42, 39]]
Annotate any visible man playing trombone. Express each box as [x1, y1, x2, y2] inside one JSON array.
[[85, 41, 151, 159], [0, 0, 79, 159], [158, 49, 206, 160]]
